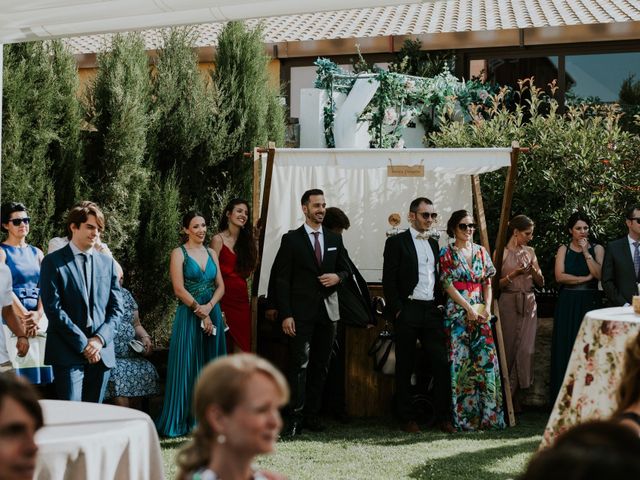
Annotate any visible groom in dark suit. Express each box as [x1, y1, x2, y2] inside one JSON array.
[[40, 202, 123, 402], [602, 205, 640, 306], [383, 197, 453, 433], [275, 188, 349, 436]]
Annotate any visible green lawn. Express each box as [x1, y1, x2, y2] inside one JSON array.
[[161, 412, 547, 479]]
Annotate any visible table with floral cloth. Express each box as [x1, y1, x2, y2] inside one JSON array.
[[541, 306, 640, 448]]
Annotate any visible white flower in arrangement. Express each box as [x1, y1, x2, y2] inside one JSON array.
[[399, 113, 412, 127], [478, 90, 489, 101], [394, 138, 405, 149], [404, 79, 416, 91], [383, 107, 398, 125]]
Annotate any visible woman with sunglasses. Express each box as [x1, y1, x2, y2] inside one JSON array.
[[497, 215, 544, 412], [0, 202, 52, 384], [439, 209, 505, 431], [550, 211, 604, 402]]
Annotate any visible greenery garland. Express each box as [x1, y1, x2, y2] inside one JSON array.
[[313, 57, 504, 148]]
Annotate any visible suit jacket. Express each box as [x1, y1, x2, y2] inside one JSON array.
[[40, 244, 123, 368], [382, 229, 443, 323], [274, 225, 349, 323], [602, 236, 638, 306]]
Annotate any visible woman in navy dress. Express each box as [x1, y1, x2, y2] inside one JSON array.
[[156, 211, 227, 437], [0, 202, 51, 383]]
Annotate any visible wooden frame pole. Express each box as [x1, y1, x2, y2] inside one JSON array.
[[472, 174, 490, 253], [493, 141, 522, 291], [250, 143, 276, 352]]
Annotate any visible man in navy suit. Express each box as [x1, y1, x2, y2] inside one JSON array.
[[40, 202, 123, 402], [383, 197, 453, 433], [275, 189, 349, 436], [603, 204, 640, 306]]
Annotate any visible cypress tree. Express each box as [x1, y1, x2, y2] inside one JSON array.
[[212, 21, 285, 198], [48, 40, 84, 226], [85, 33, 150, 264], [135, 170, 181, 341], [1, 42, 56, 249]]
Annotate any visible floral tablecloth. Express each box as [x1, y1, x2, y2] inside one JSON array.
[[541, 307, 640, 448]]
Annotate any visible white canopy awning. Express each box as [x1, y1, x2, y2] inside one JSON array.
[[0, 0, 413, 44], [257, 147, 511, 295]]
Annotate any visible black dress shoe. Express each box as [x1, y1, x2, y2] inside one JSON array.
[[280, 420, 302, 439], [302, 416, 326, 432]]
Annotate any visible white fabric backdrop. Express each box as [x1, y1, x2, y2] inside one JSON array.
[[257, 148, 511, 294]]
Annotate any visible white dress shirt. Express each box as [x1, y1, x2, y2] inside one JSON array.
[[409, 227, 436, 301], [0, 264, 14, 365]]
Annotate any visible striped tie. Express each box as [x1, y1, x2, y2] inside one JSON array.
[[634, 241, 640, 280]]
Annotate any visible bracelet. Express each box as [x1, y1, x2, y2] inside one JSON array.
[[17, 336, 28, 341], [141, 335, 151, 339], [190, 300, 199, 310], [585, 255, 593, 261], [505, 274, 512, 284]]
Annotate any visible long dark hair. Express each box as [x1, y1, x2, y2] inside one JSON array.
[[218, 199, 257, 277]]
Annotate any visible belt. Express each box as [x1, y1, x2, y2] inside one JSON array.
[[452, 281, 482, 293], [407, 297, 435, 305]]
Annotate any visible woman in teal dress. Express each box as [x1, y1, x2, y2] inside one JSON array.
[[156, 211, 227, 437], [440, 210, 505, 431], [550, 212, 604, 402]]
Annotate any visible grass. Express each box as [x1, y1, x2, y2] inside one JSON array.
[[160, 412, 547, 479]]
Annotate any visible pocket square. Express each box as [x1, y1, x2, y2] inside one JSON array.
[[327, 247, 337, 251]]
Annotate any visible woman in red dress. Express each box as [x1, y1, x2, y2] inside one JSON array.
[[211, 199, 257, 352]]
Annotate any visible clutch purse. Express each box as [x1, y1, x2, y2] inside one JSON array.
[[128, 339, 145, 354]]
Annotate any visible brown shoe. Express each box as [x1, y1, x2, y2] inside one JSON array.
[[438, 421, 455, 434], [401, 421, 421, 433]]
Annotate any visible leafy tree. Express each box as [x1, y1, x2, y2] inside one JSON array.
[[430, 79, 640, 285], [85, 33, 150, 264], [389, 39, 455, 78]]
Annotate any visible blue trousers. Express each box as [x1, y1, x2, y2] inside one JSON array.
[[53, 362, 110, 403]]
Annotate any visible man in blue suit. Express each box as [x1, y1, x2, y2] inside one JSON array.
[[40, 202, 123, 402]]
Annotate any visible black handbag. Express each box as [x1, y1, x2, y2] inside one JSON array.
[[368, 321, 395, 375], [338, 255, 375, 328]]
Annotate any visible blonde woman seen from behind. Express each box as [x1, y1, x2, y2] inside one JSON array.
[[613, 332, 640, 436], [177, 354, 289, 480]]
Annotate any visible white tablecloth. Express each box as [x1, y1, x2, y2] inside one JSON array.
[[35, 400, 165, 480], [541, 306, 640, 447]]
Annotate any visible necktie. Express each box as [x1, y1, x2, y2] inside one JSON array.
[[312, 231, 322, 267], [633, 241, 640, 280], [80, 253, 90, 295]]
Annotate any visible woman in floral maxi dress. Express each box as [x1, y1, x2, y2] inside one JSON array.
[[440, 210, 505, 431]]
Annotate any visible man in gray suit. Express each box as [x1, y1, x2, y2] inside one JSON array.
[[602, 205, 640, 306]]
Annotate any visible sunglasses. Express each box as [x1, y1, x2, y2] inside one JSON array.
[[628, 217, 640, 224], [458, 223, 477, 230], [8, 217, 30, 226], [418, 212, 438, 220]]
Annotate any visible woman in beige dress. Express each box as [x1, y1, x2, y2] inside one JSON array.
[[497, 215, 544, 410]]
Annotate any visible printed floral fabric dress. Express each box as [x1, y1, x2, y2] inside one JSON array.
[[105, 288, 159, 399], [440, 244, 505, 431]]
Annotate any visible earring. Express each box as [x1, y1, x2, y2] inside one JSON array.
[[217, 434, 226, 444]]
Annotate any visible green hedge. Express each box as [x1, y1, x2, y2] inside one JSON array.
[[429, 79, 640, 285]]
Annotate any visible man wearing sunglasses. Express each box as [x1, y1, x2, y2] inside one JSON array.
[[382, 197, 453, 434], [602, 205, 640, 306]]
